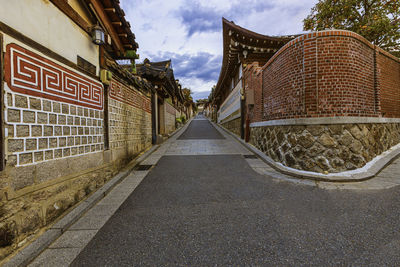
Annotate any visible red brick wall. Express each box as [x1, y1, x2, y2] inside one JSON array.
[[316, 35, 375, 117], [244, 63, 263, 122], [378, 51, 400, 118], [262, 41, 305, 120], [256, 30, 400, 122]]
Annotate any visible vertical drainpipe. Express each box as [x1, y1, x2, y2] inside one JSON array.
[[240, 82, 245, 139], [240, 63, 245, 139], [151, 91, 157, 144]]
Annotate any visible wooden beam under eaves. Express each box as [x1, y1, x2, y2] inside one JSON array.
[[50, 0, 91, 33], [86, 0, 125, 54]]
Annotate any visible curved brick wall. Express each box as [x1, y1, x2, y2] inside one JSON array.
[[261, 30, 400, 120], [379, 50, 400, 118], [246, 30, 400, 173]]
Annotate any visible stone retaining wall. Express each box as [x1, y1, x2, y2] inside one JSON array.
[[221, 117, 241, 137], [108, 79, 152, 161], [162, 102, 176, 135], [250, 123, 400, 173]]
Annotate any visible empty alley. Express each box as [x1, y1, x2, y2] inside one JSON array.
[[23, 116, 400, 266]]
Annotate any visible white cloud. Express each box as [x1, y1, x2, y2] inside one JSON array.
[[120, 0, 318, 100]]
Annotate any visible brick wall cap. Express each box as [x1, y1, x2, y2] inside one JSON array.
[[250, 117, 400, 127], [261, 29, 399, 71]]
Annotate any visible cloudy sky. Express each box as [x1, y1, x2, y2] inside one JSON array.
[[120, 0, 318, 100]]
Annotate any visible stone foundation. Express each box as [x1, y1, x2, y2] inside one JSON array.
[[221, 117, 241, 136], [250, 123, 400, 173], [0, 154, 128, 261]]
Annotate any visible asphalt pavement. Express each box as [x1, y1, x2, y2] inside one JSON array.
[[69, 116, 400, 266], [177, 118, 225, 140]]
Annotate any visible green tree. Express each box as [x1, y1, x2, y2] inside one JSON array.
[[182, 88, 194, 117], [303, 0, 400, 54], [182, 88, 193, 105]]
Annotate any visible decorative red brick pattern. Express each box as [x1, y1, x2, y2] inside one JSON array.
[[5, 43, 103, 110], [257, 30, 400, 122], [109, 79, 151, 113]]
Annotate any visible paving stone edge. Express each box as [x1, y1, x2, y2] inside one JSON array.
[[212, 120, 400, 183], [2, 144, 160, 267]]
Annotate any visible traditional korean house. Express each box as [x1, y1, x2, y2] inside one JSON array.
[[137, 59, 184, 141], [212, 18, 296, 138], [0, 0, 153, 260]]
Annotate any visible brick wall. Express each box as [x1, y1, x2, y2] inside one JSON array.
[[378, 50, 400, 118], [243, 63, 263, 123], [257, 30, 400, 122], [263, 40, 305, 120], [108, 79, 152, 159]]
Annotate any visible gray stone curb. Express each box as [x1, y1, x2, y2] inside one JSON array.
[[212, 121, 400, 183], [2, 144, 160, 267], [165, 117, 194, 141], [168, 118, 193, 138]]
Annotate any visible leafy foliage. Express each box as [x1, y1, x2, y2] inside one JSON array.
[[303, 0, 400, 53], [182, 88, 193, 106], [180, 115, 186, 123]]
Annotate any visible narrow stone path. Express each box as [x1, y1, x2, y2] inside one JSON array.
[[28, 115, 400, 266]]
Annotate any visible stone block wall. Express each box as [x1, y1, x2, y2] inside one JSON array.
[[3, 42, 105, 188], [5, 93, 104, 169], [250, 123, 400, 173], [0, 43, 152, 260], [108, 79, 152, 160], [0, 42, 114, 260], [163, 102, 176, 135], [221, 117, 241, 136]]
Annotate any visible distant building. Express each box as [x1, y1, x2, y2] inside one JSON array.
[[137, 59, 185, 141], [212, 18, 296, 137]]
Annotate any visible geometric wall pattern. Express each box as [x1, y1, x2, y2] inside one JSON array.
[[109, 79, 151, 113], [5, 43, 104, 110]]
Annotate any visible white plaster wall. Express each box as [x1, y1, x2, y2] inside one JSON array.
[[68, 0, 92, 24], [0, 0, 99, 72], [218, 81, 241, 123]]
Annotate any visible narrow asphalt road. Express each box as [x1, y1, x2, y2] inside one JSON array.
[[71, 116, 400, 266]]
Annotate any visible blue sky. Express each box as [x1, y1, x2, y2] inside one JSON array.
[[120, 0, 318, 100]]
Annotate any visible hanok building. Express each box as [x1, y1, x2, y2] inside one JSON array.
[[137, 59, 184, 141], [0, 0, 154, 259], [212, 18, 296, 138]]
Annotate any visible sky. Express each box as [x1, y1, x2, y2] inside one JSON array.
[[120, 0, 319, 101]]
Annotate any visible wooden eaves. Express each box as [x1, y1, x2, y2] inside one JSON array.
[[213, 18, 298, 106]]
